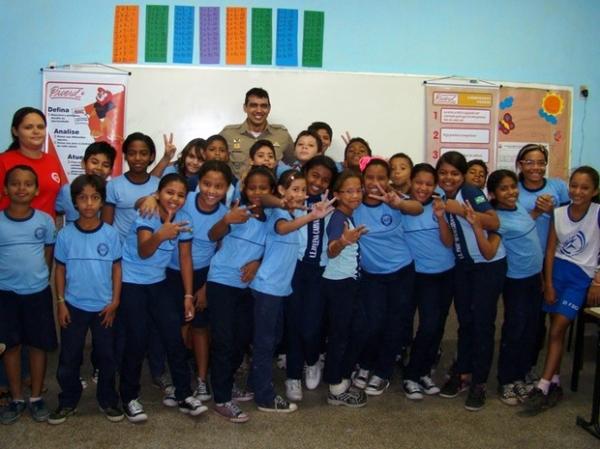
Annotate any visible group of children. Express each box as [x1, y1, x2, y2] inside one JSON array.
[[1, 109, 599, 427]]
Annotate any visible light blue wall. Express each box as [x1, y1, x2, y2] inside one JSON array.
[[1, 0, 598, 166]]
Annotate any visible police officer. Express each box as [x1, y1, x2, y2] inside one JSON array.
[[220, 88, 294, 178]]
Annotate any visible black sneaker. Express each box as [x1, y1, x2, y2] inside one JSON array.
[[48, 406, 77, 425], [547, 384, 563, 408], [522, 387, 549, 415], [100, 405, 125, 422], [327, 387, 367, 408], [464, 384, 486, 411], [178, 396, 208, 416], [257, 395, 298, 413], [439, 374, 469, 398]]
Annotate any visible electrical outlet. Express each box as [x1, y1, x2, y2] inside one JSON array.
[[580, 85, 589, 98]]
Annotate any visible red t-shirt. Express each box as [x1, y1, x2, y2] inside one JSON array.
[[0, 150, 64, 218]]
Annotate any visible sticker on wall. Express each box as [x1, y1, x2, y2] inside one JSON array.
[[499, 96, 514, 110], [145, 5, 169, 62], [538, 92, 564, 125], [173, 6, 194, 63], [276, 9, 298, 66], [199, 7, 220, 64], [113, 5, 139, 63], [302, 11, 324, 67], [251, 8, 272, 65], [226, 7, 247, 65], [498, 112, 515, 135]]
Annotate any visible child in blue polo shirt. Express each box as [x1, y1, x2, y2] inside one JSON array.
[[49, 174, 123, 424], [322, 170, 369, 408], [118, 173, 207, 423], [351, 157, 422, 397], [165, 161, 233, 402], [56, 142, 116, 224], [206, 166, 274, 423], [102, 132, 160, 240], [0, 165, 56, 425], [250, 169, 334, 414], [480, 170, 545, 406], [402, 164, 456, 400]]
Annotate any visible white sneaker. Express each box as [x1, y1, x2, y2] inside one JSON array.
[[178, 396, 208, 416], [365, 375, 390, 396], [419, 375, 441, 395], [285, 379, 303, 401], [352, 369, 370, 389], [124, 399, 148, 423], [403, 380, 424, 400], [162, 385, 177, 407], [305, 363, 322, 390]]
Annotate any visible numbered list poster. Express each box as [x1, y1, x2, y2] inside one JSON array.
[[425, 85, 499, 170]]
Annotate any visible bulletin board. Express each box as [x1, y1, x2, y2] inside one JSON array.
[[496, 87, 571, 179]]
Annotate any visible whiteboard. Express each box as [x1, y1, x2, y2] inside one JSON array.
[[121, 65, 429, 164], [118, 65, 572, 168]]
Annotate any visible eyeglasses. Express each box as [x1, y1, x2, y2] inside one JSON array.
[[520, 160, 547, 167], [338, 189, 363, 195]]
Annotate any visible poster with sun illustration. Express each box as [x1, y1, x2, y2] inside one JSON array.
[[496, 86, 571, 179]]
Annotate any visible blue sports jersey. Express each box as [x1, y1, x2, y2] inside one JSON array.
[[323, 209, 359, 280], [54, 222, 122, 312], [55, 183, 79, 223], [445, 184, 506, 264], [518, 177, 569, 252], [297, 194, 328, 267], [168, 192, 228, 270], [353, 202, 412, 274], [496, 203, 543, 279], [207, 214, 267, 289], [121, 210, 193, 284], [0, 210, 55, 294], [403, 200, 455, 274], [105, 173, 160, 240], [250, 208, 301, 296]]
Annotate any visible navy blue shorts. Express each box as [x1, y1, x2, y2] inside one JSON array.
[[166, 267, 210, 329], [0, 287, 58, 351], [543, 258, 591, 320]]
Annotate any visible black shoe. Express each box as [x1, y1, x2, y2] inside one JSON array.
[[327, 387, 367, 408], [257, 395, 298, 413], [100, 405, 125, 422], [48, 406, 77, 425], [547, 384, 563, 408], [522, 387, 549, 415], [464, 384, 486, 411], [439, 374, 469, 398]]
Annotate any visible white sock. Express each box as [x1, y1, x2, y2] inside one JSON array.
[[329, 379, 350, 395], [29, 396, 41, 402], [537, 378, 551, 395], [551, 374, 560, 386]]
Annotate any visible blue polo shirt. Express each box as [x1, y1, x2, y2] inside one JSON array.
[[55, 222, 122, 311]]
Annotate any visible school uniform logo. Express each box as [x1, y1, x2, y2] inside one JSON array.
[[559, 231, 586, 257], [380, 214, 393, 226], [34, 227, 46, 239], [51, 172, 61, 184], [97, 243, 109, 257]]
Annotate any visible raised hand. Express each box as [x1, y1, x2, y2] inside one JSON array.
[[159, 210, 191, 240], [341, 222, 368, 245], [340, 131, 352, 146], [162, 133, 177, 161], [463, 200, 481, 228], [432, 197, 446, 218], [309, 196, 336, 219], [225, 200, 254, 224]]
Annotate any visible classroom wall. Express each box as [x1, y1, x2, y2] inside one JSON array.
[[1, 0, 598, 168]]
